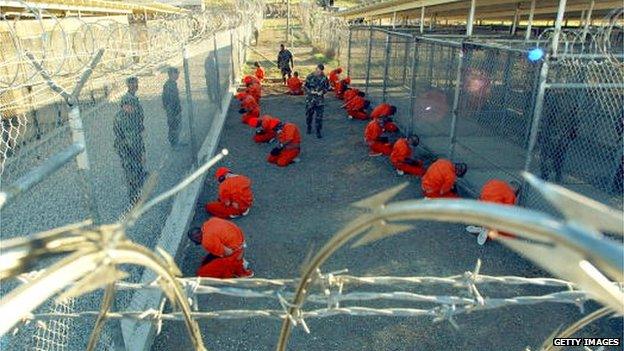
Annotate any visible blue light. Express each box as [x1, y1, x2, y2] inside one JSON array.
[[528, 48, 544, 62]]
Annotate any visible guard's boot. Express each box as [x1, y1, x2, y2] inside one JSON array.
[[307, 124, 312, 135], [316, 128, 322, 139]]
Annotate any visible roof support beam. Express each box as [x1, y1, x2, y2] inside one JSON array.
[[581, 0, 595, 42], [525, 0, 537, 40], [551, 0, 568, 57], [510, 2, 521, 35], [466, 0, 476, 36]]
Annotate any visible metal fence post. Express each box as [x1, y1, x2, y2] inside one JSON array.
[[230, 30, 236, 84], [183, 47, 198, 165], [407, 37, 419, 136], [401, 38, 410, 87], [523, 57, 550, 173], [427, 42, 435, 87], [382, 32, 391, 102], [346, 28, 353, 77], [448, 43, 465, 158], [67, 106, 100, 223], [364, 25, 374, 94], [213, 33, 223, 110]]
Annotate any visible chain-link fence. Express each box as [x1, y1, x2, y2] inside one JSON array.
[[344, 25, 623, 212], [524, 56, 624, 213], [1, 1, 263, 349]]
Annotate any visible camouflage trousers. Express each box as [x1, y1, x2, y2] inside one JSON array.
[[305, 102, 324, 132], [166, 112, 181, 146], [118, 151, 147, 203]]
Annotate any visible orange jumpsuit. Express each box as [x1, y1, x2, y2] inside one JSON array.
[[286, 76, 303, 95], [205, 175, 254, 218], [346, 95, 369, 120], [335, 77, 350, 99], [255, 67, 265, 82], [364, 120, 393, 155], [328, 68, 342, 89], [342, 89, 359, 106], [246, 83, 262, 103], [267, 122, 301, 167], [390, 138, 425, 176], [371, 103, 399, 132], [254, 115, 280, 143], [196, 218, 251, 278], [239, 94, 260, 125], [479, 180, 517, 239], [242, 75, 260, 86], [421, 159, 459, 198]]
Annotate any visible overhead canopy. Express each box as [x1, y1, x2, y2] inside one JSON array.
[[0, 0, 188, 17], [337, 0, 622, 23]]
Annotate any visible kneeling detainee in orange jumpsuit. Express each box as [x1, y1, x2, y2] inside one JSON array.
[[286, 72, 304, 95], [390, 136, 425, 176], [328, 67, 342, 89], [342, 88, 361, 106], [335, 77, 351, 99], [204, 167, 254, 219], [189, 217, 254, 278], [267, 121, 301, 167], [467, 179, 520, 244], [250, 115, 280, 143], [371, 103, 399, 132], [421, 159, 467, 198], [345, 92, 370, 120], [365, 118, 395, 156]]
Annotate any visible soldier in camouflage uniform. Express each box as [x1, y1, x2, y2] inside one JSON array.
[[162, 67, 182, 147], [114, 76, 148, 203], [304, 64, 331, 139]]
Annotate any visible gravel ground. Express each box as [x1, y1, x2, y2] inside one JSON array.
[[152, 22, 622, 351]]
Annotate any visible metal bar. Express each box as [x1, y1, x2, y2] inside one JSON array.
[[408, 38, 418, 136], [427, 42, 435, 87], [286, 0, 290, 44], [230, 30, 236, 84], [448, 44, 465, 158], [551, 0, 568, 58], [414, 35, 462, 47], [182, 47, 198, 166], [382, 32, 391, 102], [466, 0, 476, 37], [213, 33, 222, 110], [545, 82, 624, 89], [364, 25, 374, 94], [370, 28, 413, 38], [346, 28, 353, 77], [68, 106, 101, 223], [401, 37, 410, 86], [523, 57, 550, 173], [420, 7, 425, 34], [511, 3, 521, 36], [0, 143, 84, 209], [581, 0, 595, 42]]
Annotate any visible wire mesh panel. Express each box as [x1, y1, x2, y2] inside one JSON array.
[[410, 38, 461, 148], [347, 27, 371, 83], [366, 29, 388, 94], [525, 56, 624, 212], [452, 45, 541, 190], [383, 33, 414, 134]]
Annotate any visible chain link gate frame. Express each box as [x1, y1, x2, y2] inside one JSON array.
[[344, 25, 623, 213]]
